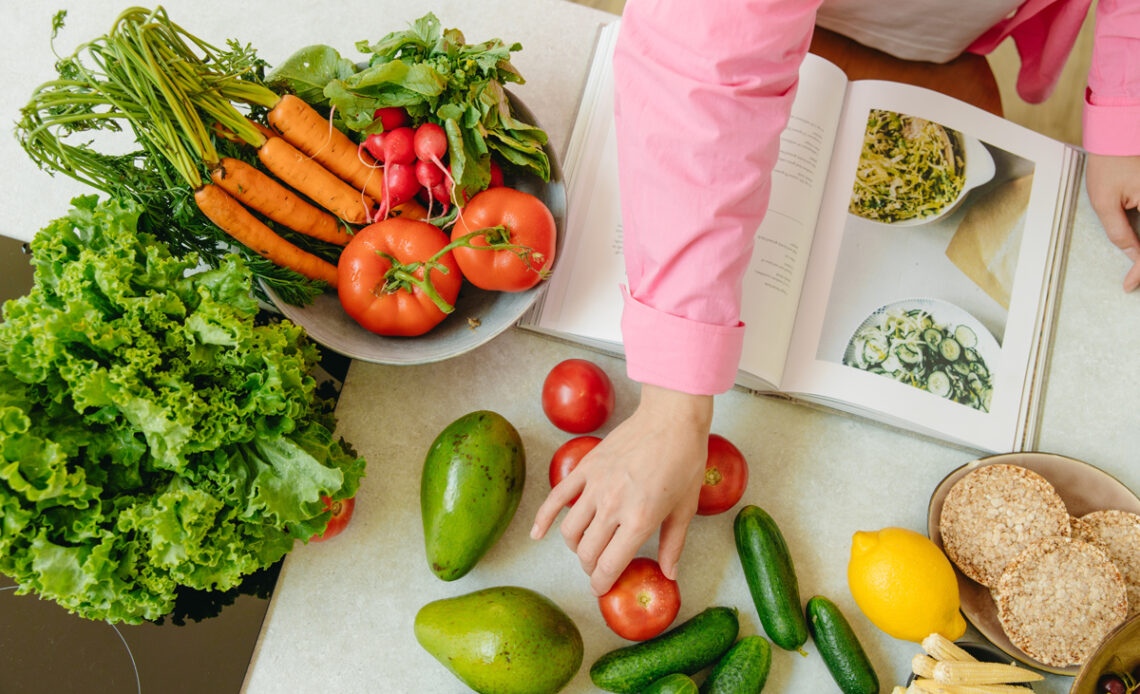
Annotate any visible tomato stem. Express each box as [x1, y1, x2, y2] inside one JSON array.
[[374, 250, 456, 314], [433, 225, 550, 278]]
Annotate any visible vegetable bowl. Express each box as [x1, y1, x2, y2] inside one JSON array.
[[848, 109, 995, 227], [842, 297, 1000, 411], [263, 93, 566, 366]]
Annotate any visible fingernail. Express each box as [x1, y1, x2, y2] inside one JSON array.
[[529, 524, 540, 539]]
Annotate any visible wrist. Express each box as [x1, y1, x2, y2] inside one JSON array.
[[637, 383, 714, 431]]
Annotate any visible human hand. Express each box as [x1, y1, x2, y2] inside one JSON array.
[[1086, 153, 1140, 291], [530, 384, 713, 596]]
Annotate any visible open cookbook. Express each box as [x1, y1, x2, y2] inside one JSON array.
[[521, 20, 1085, 453]]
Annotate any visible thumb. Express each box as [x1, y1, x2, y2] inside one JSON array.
[[656, 510, 693, 580], [1092, 201, 1140, 291]]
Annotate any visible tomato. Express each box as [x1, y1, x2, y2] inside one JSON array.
[[541, 359, 615, 434], [450, 187, 557, 292], [696, 434, 749, 516], [548, 435, 602, 505], [337, 218, 462, 336], [598, 557, 681, 641], [311, 495, 355, 542]]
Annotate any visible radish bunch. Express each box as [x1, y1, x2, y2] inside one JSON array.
[[361, 107, 503, 222]]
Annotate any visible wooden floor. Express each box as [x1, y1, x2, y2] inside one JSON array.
[[566, 0, 1093, 146]]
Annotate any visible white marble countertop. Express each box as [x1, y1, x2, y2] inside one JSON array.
[[2, 2, 1138, 693]]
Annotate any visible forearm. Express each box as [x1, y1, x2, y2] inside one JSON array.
[[1083, 0, 1140, 155], [614, 0, 822, 394]]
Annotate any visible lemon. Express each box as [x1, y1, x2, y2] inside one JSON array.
[[847, 527, 967, 643]]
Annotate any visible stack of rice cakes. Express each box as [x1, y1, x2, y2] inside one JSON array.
[[940, 463, 1140, 668]]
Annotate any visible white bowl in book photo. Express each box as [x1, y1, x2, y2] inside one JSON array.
[[848, 109, 996, 227], [841, 297, 1000, 412]]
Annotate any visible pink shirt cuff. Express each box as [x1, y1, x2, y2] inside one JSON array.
[[621, 288, 744, 395], [1083, 92, 1140, 156]]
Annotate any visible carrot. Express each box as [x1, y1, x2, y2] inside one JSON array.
[[211, 158, 352, 246], [193, 184, 339, 286], [257, 136, 374, 225], [267, 94, 387, 202]]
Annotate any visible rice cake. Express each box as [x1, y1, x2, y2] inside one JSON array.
[[1073, 509, 1140, 616], [994, 536, 1127, 667], [940, 463, 1070, 586]]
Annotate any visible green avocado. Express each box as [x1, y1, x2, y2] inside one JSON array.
[[421, 410, 525, 581], [414, 585, 584, 694]]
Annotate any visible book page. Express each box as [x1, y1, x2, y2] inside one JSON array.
[[782, 80, 1072, 452], [526, 35, 850, 383], [737, 55, 848, 385]]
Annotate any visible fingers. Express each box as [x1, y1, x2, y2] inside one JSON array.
[[656, 507, 695, 580], [1125, 252, 1140, 293], [530, 474, 585, 541], [588, 525, 653, 596], [575, 512, 618, 575]]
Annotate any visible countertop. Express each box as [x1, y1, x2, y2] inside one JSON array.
[[2, 1, 1138, 693]]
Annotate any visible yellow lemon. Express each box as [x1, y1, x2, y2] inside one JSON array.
[[847, 527, 967, 643]]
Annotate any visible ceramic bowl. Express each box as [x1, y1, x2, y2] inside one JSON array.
[[927, 451, 1140, 675], [264, 93, 565, 365]]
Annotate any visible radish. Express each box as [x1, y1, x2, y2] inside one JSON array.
[[488, 158, 504, 188], [373, 106, 409, 131], [413, 122, 447, 162], [415, 159, 444, 189], [363, 132, 386, 161], [384, 162, 420, 207], [413, 122, 454, 198], [381, 127, 416, 166]]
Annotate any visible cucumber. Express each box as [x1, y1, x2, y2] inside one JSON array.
[[700, 635, 772, 694], [643, 673, 699, 694], [733, 505, 809, 653], [589, 606, 739, 694], [806, 595, 880, 694]]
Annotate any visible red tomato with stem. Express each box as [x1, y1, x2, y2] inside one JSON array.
[[541, 359, 615, 434], [337, 218, 462, 336], [696, 434, 749, 516], [598, 557, 681, 641], [548, 435, 602, 505], [311, 496, 355, 542], [450, 187, 556, 292]]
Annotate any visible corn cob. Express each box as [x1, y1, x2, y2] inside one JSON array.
[[921, 633, 977, 662], [931, 660, 1044, 685], [913, 654, 939, 679]]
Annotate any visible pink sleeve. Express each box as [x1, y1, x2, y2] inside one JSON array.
[[613, 0, 821, 395], [1083, 0, 1140, 155]]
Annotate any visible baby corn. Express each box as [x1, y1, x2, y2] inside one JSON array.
[[912, 654, 939, 679], [931, 660, 1044, 685], [922, 633, 977, 662]]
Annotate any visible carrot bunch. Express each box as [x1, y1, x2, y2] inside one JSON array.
[[18, 7, 394, 291]]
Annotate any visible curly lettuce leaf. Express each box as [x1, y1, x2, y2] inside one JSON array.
[[0, 196, 365, 623]]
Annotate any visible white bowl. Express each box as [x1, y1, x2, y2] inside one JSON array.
[[851, 128, 996, 227]]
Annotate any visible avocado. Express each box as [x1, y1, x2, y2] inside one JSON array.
[[414, 585, 583, 694], [421, 410, 525, 581]]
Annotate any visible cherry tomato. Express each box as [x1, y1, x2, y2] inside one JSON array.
[[598, 557, 681, 641], [311, 496, 355, 542], [696, 434, 749, 516], [337, 218, 461, 337], [548, 435, 602, 506], [450, 187, 557, 292], [541, 359, 615, 434]]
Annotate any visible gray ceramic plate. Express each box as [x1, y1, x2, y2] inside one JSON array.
[[264, 94, 565, 365], [927, 452, 1140, 676]]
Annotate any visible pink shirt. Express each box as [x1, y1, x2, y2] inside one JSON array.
[[614, 0, 1140, 395]]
